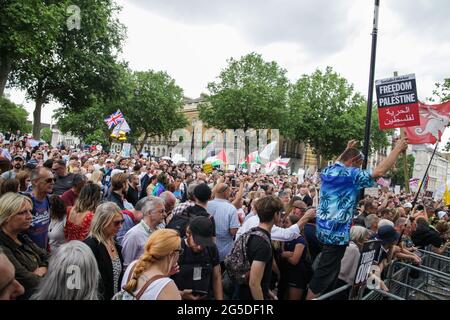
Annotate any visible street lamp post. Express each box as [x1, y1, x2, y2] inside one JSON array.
[[191, 118, 198, 164]]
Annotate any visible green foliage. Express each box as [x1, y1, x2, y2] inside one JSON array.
[[387, 153, 415, 189], [0, 96, 31, 133], [40, 127, 52, 144], [430, 78, 450, 103], [199, 52, 289, 132], [288, 66, 391, 166], [5, 0, 126, 138]]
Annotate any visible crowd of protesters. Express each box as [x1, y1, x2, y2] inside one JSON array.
[[0, 132, 449, 300]]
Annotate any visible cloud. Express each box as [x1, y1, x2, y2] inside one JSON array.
[[387, 0, 450, 42], [127, 0, 360, 55]]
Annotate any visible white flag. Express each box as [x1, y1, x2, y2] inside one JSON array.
[[260, 141, 277, 160], [112, 119, 131, 135]]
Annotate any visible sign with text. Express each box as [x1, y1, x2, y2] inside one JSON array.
[[364, 187, 379, 198], [375, 74, 420, 129], [121, 143, 131, 157], [354, 240, 382, 286], [203, 163, 213, 174]]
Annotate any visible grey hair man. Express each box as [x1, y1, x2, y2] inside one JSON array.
[[120, 197, 166, 267], [159, 191, 177, 226]]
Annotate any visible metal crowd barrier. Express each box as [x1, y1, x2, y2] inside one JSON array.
[[314, 247, 450, 300]]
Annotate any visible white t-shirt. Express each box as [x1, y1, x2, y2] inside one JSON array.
[[120, 261, 173, 300], [236, 215, 300, 242]]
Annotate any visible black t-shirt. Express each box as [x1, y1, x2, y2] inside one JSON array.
[[125, 186, 139, 206], [239, 227, 273, 300], [411, 224, 443, 249], [172, 239, 220, 296], [185, 205, 216, 237]]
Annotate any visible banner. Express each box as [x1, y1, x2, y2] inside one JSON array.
[[375, 74, 420, 129]]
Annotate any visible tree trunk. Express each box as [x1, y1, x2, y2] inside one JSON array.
[[0, 54, 12, 96], [245, 133, 250, 169], [138, 132, 149, 154], [33, 96, 44, 139], [315, 151, 321, 170]]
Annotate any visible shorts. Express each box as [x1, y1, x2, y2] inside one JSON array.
[[286, 263, 313, 289], [308, 244, 347, 295]]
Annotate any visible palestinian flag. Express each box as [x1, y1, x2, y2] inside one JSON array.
[[240, 151, 261, 167], [205, 149, 227, 167]]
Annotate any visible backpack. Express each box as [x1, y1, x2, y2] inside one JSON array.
[[112, 263, 165, 300], [224, 227, 271, 285], [166, 206, 210, 237]]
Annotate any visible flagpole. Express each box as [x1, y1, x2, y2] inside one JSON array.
[[362, 0, 380, 170], [411, 143, 439, 209]]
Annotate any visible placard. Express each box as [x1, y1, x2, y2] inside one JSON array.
[[375, 73, 420, 129], [203, 163, 213, 174], [121, 143, 131, 157], [354, 240, 382, 285], [364, 187, 379, 198]]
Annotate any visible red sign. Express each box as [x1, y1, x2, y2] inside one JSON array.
[[375, 74, 420, 130], [377, 103, 420, 129]]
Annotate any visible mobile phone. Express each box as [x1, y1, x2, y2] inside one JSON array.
[[192, 289, 208, 296], [231, 179, 236, 187]]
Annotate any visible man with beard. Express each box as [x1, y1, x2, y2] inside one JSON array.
[[1, 155, 24, 180]]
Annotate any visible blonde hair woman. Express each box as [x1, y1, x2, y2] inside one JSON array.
[[83, 202, 124, 300], [120, 229, 182, 300], [0, 193, 49, 298]]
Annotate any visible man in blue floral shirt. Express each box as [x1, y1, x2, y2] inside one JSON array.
[[307, 138, 408, 299]]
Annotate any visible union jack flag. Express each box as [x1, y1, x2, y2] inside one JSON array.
[[104, 110, 124, 129]]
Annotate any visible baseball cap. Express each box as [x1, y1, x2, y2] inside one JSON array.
[[403, 202, 412, 209], [13, 155, 24, 161], [106, 159, 115, 163], [377, 225, 400, 245], [189, 216, 214, 247]]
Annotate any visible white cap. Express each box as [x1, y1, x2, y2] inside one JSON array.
[[437, 211, 447, 219], [106, 159, 115, 163], [403, 202, 412, 208]]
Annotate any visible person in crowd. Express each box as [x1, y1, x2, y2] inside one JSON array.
[[48, 195, 67, 252], [121, 197, 166, 267], [126, 173, 140, 207], [159, 191, 177, 225], [290, 200, 308, 218], [106, 173, 129, 210], [297, 184, 313, 207], [0, 178, 19, 195], [84, 202, 125, 300], [1, 155, 24, 180], [100, 159, 114, 190], [0, 248, 25, 300], [65, 183, 101, 241], [172, 183, 197, 216], [412, 217, 449, 254], [374, 225, 400, 274], [364, 214, 379, 235], [332, 226, 370, 299], [0, 193, 49, 298], [120, 229, 182, 300], [238, 195, 283, 300], [279, 214, 313, 300], [145, 175, 158, 198], [16, 171, 31, 193], [172, 216, 223, 300], [52, 160, 75, 196], [153, 173, 168, 197], [61, 173, 87, 208], [30, 241, 100, 300], [207, 183, 240, 263], [307, 138, 408, 300], [27, 167, 53, 250]]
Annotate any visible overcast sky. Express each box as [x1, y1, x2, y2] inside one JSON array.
[[6, 0, 450, 148]]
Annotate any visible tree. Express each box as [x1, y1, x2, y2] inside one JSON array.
[[125, 70, 188, 153], [198, 52, 290, 161], [288, 66, 391, 167], [0, 96, 31, 133], [40, 128, 52, 144], [387, 153, 415, 189], [7, 0, 125, 139], [430, 78, 450, 103]]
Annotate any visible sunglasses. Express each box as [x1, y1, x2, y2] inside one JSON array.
[[43, 178, 56, 183], [113, 219, 125, 227]]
